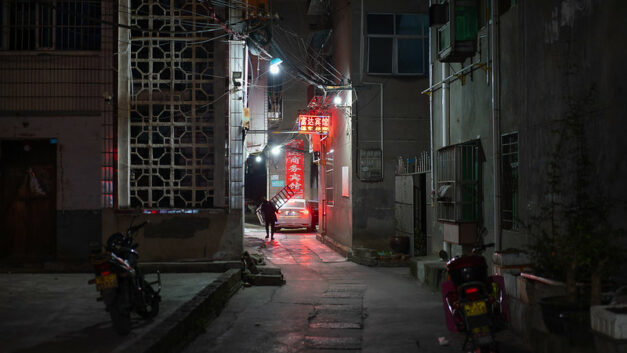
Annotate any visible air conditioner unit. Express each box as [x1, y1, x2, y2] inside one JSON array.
[[430, 0, 479, 63]]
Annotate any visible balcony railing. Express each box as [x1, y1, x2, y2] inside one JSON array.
[[396, 151, 431, 175]]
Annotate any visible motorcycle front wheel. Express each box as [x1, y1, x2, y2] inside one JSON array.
[[137, 280, 160, 319], [110, 297, 132, 335]]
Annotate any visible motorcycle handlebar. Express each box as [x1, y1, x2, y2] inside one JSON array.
[[471, 242, 495, 254], [128, 221, 148, 235]]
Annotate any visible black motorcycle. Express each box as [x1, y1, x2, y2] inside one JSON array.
[[89, 221, 161, 335]]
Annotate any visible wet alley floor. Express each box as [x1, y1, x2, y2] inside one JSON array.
[[182, 225, 532, 353]]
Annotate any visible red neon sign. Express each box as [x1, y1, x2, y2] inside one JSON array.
[[298, 114, 330, 134], [285, 140, 305, 199]]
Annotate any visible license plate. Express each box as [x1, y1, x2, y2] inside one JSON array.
[[95, 273, 118, 290], [464, 300, 487, 316]]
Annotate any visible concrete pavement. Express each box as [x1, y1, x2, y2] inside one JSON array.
[[183, 225, 532, 353], [0, 271, 237, 353]]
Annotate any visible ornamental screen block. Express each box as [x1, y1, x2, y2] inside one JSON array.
[[128, 0, 217, 208], [285, 140, 305, 199]]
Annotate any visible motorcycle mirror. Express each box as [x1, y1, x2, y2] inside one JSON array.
[[438, 249, 448, 261]]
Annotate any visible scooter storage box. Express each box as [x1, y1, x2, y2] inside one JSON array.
[[447, 256, 488, 285]]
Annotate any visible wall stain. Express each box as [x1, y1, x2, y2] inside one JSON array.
[[144, 217, 209, 238]]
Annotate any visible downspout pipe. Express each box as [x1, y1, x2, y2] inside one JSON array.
[[442, 63, 449, 147], [491, 0, 502, 251], [441, 62, 449, 255], [428, 1, 435, 252]]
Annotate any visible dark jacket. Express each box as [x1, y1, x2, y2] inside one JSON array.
[[259, 200, 278, 223]]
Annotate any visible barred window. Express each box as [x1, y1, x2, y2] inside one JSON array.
[[325, 149, 334, 206], [128, 0, 216, 209], [501, 132, 519, 230], [436, 141, 481, 222], [0, 0, 101, 51]]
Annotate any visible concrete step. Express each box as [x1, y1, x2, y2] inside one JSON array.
[[410, 255, 447, 290]]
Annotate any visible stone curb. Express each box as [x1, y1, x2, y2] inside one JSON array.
[[139, 261, 241, 273], [119, 268, 242, 353], [316, 233, 351, 258]]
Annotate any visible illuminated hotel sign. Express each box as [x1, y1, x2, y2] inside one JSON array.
[[298, 114, 330, 134]]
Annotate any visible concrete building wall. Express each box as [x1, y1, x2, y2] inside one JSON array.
[[0, 1, 116, 260], [348, 0, 430, 250], [101, 209, 242, 262], [428, 1, 627, 260], [103, 0, 241, 262]]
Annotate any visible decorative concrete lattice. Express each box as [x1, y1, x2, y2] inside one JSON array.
[[129, 0, 216, 208]]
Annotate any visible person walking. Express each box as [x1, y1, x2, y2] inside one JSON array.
[[258, 196, 278, 240]]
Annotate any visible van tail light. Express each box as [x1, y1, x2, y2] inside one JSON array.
[[300, 209, 309, 215]]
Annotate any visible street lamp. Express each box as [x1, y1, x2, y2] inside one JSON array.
[[269, 58, 283, 75]]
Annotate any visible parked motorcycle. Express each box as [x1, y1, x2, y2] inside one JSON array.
[[89, 220, 161, 335], [440, 243, 509, 352]]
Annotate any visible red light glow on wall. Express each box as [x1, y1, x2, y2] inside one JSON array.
[[298, 114, 330, 134]]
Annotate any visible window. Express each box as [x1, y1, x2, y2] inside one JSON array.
[[436, 141, 481, 222], [501, 132, 518, 230], [325, 149, 334, 205], [0, 1, 101, 51], [367, 13, 428, 75]]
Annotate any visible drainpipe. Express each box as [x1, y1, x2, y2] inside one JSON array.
[[441, 62, 450, 255], [491, 0, 502, 251], [441, 63, 450, 147], [428, 3, 436, 254]]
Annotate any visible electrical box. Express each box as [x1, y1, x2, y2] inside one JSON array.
[[359, 149, 382, 181], [431, 0, 479, 62]]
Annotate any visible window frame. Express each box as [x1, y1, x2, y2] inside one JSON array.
[[501, 132, 519, 230], [436, 140, 482, 223], [0, 0, 101, 52], [325, 149, 334, 206], [366, 13, 428, 76]]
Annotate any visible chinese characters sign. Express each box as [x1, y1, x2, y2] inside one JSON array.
[[285, 140, 305, 199], [298, 114, 330, 134]]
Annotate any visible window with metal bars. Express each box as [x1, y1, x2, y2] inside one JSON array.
[[325, 149, 334, 206], [436, 141, 481, 222], [0, 0, 101, 51], [501, 132, 518, 230]]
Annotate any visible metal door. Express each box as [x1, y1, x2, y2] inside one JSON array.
[[0, 140, 57, 262]]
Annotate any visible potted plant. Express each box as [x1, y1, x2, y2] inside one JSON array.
[[526, 87, 626, 341]]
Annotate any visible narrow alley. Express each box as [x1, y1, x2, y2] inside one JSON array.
[[182, 225, 531, 353]]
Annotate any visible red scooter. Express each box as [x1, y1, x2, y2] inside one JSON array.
[[440, 243, 509, 353]]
